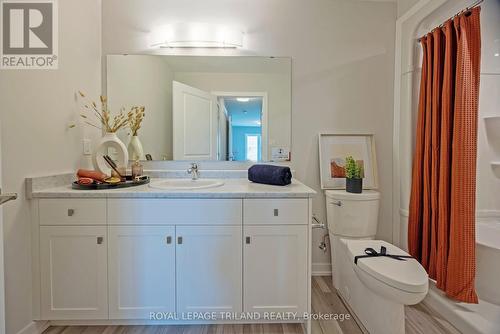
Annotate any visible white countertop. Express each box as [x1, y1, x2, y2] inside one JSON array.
[[29, 177, 316, 199]]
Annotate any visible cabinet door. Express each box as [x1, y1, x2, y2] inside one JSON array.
[[108, 226, 176, 319], [244, 225, 308, 314], [40, 226, 107, 320], [176, 226, 242, 314]]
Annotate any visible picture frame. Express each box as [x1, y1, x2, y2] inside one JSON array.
[[318, 133, 378, 190]]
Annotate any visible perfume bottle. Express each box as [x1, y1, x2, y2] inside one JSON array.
[[131, 160, 143, 179]]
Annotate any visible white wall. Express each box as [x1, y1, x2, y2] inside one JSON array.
[[0, 0, 102, 333], [397, 0, 419, 17], [102, 0, 397, 271], [107, 55, 174, 160]]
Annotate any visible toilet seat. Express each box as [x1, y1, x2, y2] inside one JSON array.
[[345, 240, 428, 293]]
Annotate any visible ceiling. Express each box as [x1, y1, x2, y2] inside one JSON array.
[[224, 97, 263, 127]]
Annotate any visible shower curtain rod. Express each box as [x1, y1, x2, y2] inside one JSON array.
[[417, 0, 483, 42]]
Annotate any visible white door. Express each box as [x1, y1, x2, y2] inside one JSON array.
[[176, 226, 242, 314], [244, 225, 308, 314], [40, 226, 108, 320], [108, 226, 176, 319], [173, 81, 218, 160], [217, 98, 228, 161]]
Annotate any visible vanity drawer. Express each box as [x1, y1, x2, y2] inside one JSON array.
[[108, 198, 242, 225], [243, 199, 308, 225], [39, 199, 107, 226]]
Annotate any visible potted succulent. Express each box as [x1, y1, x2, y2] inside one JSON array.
[[345, 155, 363, 193]]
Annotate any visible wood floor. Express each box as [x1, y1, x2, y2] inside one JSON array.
[[43, 276, 459, 334]]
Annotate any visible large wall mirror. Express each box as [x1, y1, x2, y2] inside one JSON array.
[[106, 55, 292, 162]]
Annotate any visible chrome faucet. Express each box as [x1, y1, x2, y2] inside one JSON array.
[[187, 163, 200, 180]]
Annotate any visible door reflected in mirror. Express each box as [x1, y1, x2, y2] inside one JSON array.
[[106, 55, 291, 162]]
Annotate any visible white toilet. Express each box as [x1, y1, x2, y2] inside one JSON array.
[[325, 190, 428, 334]]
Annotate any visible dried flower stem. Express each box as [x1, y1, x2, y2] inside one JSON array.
[[78, 91, 128, 133], [128, 106, 145, 136]]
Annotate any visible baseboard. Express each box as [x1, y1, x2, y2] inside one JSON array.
[[16, 321, 50, 334], [312, 262, 331, 276], [49, 319, 304, 326]]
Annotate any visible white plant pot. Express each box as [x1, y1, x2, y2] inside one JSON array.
[[128, 135, 144, 161], [92, 132, 129, 175]]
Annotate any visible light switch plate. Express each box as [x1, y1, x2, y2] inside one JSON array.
[[83, 139, 92, 155], [271, 147, 290, 161]]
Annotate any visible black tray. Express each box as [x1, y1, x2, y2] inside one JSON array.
[[72, 176, 150, 190]]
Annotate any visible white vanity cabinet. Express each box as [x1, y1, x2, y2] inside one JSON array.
[[108, 225, 242, 319], [243, 225, 308, 314], [33, 194, 312, 325], [40, 226, 108, 320], [242, 199, 309, 315], [176, 226, 242, 314], [108, 226, 176, 319]]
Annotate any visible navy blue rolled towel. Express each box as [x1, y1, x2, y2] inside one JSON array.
[[248, 164, 292, 186]]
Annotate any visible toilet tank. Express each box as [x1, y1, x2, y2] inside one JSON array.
[[325, 190, 380, 238]]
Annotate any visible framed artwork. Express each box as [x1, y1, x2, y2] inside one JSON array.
[[318, 133, 378, 190]]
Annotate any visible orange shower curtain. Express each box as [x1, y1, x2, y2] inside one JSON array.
[[408, 7, 481, 303]]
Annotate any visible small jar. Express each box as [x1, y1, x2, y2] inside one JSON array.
[[131, 160, 143, 179]]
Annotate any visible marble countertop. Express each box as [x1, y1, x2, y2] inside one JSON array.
[[28, 176, 316, 199]]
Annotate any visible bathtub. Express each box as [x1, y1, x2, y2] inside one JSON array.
[[476, 220, 500, 305], [423, 219, 500, 334]]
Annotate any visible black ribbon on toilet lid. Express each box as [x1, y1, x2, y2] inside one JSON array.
[[354, 246, 414, 265]]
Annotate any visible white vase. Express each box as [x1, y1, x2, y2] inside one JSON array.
[[92, 132, 129, 175], [128, 135, 144, 161]]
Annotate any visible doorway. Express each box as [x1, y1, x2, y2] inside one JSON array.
[[214, 92, 268, 162]]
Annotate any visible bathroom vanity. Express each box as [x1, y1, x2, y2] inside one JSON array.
[[27, 175, 315, 329]]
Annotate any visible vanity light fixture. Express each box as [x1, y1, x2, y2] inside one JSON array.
[[150, 22, 244, 48], [237, 97, 250, 102]]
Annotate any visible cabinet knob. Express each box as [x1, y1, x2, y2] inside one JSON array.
[[274, 209, 279, 216], [330, 201, 342, 207], [246, 236, 251, 244], [97, 236, 104, 245], [177, 236, 183, 245], [68, 209, 75, 216], [166, 236, 172, 244]]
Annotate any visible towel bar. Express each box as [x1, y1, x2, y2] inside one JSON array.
[[0, 189, 17, 205]]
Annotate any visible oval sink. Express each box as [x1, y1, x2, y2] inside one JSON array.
[[149, 179, 225, 190]]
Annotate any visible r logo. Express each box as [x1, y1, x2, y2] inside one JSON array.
[[1, 0, 58, 69], [2, 2, 53, 54]]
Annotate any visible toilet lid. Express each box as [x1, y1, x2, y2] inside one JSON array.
[[346, 240, 428, 293]]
